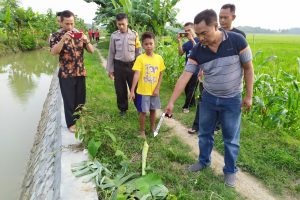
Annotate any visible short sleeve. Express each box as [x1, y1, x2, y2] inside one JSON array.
[[188, 44, 200, 63], [234, 34, 253, 64], [132, 55, 142, 71], [182, 42, 189, 53], [49, 33, 60, 48]]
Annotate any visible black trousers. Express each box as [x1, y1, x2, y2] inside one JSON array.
[[182, 74, 198, 109], [59, 76, 86, 128], [113, 59, 137, 111]]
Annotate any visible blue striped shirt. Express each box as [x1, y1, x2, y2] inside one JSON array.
[[185, 29, 252, 98]]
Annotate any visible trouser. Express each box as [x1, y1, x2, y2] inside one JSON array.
[[113, 59, 136, 111], [182, 74, 198, 109], [191, 82, 204, 130], [192, 82, 221, 131], [59, 76, 86, 128], [198, 90, 242, 174]]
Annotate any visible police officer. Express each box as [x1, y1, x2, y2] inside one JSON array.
[[106, 13, 141, 116]]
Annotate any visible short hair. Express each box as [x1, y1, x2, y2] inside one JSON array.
[[141, 31, 155, 43], [184, 22, 194, 27], [116, 13, 128, 21], [60, 10, 74, 22], [221, 4, 236, 14], [194, 9, 217, 26], [56, 11, 61, 17]]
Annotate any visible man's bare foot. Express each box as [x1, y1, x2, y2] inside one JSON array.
[[139, 130, 146, 139], [69, 125, 76, 133]]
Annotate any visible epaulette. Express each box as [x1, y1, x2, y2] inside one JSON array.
[[112, 30, 120, 34]]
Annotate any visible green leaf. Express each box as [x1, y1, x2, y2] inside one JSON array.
[[88, 138, 101, 158], [105, 129, 116, 142], [142, 141, 149, 176], [126, 173, 163, 195], [150, 184, 169, 198]]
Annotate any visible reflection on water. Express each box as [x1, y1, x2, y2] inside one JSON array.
[[0, 50, 57, 200]]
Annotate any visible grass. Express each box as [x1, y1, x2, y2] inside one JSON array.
[[81, 50, 244, 199], [94, 34, 300, 198], [167, 34, 300, 198]]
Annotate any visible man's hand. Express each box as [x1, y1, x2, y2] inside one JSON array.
[[198, 70, 203, 81], [177, 33, 182, 43], [152, 88, 159, 96], [81, 32, 89, 43], [108, 72, 114, 80], [62, 31, 72, 42], [129, 91, 135, 101], [165, 103, 174, 118], [242, 96, 252, 111]]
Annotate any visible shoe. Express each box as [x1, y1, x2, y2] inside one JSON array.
[[188, 162, 209, 172], [119, 111, 126, 117], [182, 108, 189, 113], [68, 125, 76, 133], [187, 128, 198, 134], [224, 173, 236, 187]]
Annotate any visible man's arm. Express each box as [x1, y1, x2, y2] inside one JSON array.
[[165, 71, 193, 114], [242, 61, 254, 110], [106, 35, 115, 79], [153, 71, 164, 96], [82, 33, 94, 53], [85, 42, 94, 53], [177, 34, 184, 56], [51, 31, 72, 55], [129, 71, 140, 100]]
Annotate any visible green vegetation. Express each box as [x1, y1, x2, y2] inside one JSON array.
[[97, 33, 299, 198], [0, 0, 87, 56], [75, 51, 244, 199], [90, 0, 180, 35], [160, 34, 300, 197]]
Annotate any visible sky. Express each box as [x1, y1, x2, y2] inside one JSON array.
[[20, 0, 299, 30]]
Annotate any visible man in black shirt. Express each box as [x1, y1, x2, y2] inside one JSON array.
[[219, 4, 246, 38]]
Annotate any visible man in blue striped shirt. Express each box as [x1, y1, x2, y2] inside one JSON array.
[[165, 9, 254, 187]]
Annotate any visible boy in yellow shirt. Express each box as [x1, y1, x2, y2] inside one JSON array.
[[129, 32, 165, 138]]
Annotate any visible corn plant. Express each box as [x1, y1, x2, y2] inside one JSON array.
[[246, 51, 300, 133]]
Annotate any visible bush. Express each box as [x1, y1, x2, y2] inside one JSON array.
[[18, 31, 36, 50]]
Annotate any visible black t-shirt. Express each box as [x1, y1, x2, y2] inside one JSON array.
[[230, 28, 246, 38]]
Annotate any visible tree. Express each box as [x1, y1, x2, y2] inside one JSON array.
[[87, 0, 180, 35]]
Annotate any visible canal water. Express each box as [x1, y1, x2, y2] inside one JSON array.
[[0, 50, 57, 200]]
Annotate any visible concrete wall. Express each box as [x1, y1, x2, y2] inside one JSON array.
[[19, 72, 61, 200]]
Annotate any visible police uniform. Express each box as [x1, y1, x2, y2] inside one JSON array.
[[107, 28, 141, 112]]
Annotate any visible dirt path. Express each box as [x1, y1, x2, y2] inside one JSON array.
[[96, 48, 293, 200], [161, 114, 278, 200]]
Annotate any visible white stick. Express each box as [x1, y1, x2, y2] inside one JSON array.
[[153, 113, 165, 137]]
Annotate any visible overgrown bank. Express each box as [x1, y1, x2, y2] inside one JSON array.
[[75, 50, 244, 199], [93, 36, 300, 199]]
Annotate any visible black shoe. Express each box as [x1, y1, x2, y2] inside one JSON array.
[[187, 128, 198, 134], [119, 111, 126, 117]]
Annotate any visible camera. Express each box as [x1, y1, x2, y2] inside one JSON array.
[[71, 32, 82, 39], [178, 31, 188, 37]]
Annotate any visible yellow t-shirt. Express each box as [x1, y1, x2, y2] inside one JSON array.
[[132, 53, 165, 95]]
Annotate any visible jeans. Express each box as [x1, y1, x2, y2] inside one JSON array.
[[198, 90, 242, 174]]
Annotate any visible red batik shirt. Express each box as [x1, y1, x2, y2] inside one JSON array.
[[49, 30, 87, 78]]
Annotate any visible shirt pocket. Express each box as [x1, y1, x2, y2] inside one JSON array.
[[115, 39, 123, 51], [128, 38, 135, 52]]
